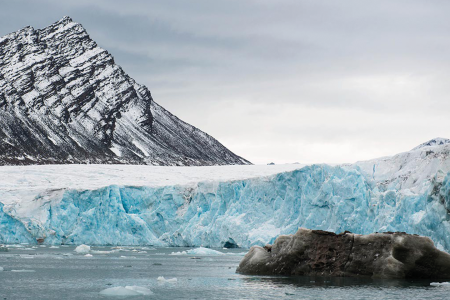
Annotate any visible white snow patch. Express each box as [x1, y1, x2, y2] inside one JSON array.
[[48, 136, 57, 145], [132, 140, 149, 157], [0, 164, 303, 200], [58, 66, 76, 77], [21, 89, 40, 104], [42, 22, 78, 40], [69, 47, 105, 67], [110, 146, 122, 157]]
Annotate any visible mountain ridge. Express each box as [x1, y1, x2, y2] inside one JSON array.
[[0, 16, 250, 166]]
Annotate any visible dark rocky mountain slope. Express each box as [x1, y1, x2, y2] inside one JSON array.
[[0, 16, 249, 166]]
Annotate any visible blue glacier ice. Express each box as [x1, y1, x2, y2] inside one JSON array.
[[2, 141, 450, 250]]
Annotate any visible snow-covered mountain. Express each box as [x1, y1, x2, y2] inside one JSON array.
[[0, 16, 249, 166], [2, 138, 450, 250]]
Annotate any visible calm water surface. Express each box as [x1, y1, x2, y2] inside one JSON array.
[[0, 245, 448, 299]]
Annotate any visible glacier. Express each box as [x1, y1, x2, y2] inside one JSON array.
[[2, 140, 450, 250]]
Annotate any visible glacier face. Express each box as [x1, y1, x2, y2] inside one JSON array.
[[1, 141, 450, 250]]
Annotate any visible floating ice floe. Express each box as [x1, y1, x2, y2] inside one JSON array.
[[99, 286, 153, 296], [11, 269, 36, 272], [74, 244, 90, 254], [49, 246, 59, 249], [84, 254, 93, 257], [139, 247, 156, 251], [170, 247, 224, 256], [157, 276, 177, 283], [430, 282, 450, 287], [91, 250, 114, 254], [0, 266, 3, 271]]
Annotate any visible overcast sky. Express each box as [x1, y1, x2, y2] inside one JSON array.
[[1, 0, 450, 164]]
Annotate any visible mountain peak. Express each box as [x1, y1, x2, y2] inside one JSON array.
[[412, 138, 450, 151], [0, 18, 249, 166], [59, 16, 74, 23]]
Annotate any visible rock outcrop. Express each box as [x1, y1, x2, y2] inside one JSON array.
[[0, 16, 249, 166], [237, 228, 450, 279]]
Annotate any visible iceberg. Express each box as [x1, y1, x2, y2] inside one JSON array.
[[74, 244, 91, 254], [2, 140, 450, 251]]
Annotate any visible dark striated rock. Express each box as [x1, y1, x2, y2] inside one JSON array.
[[0, 16, 250, 166], [236, 228, 450, 279]]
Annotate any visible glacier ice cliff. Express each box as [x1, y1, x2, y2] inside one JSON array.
[[2, 140, 450, 250]]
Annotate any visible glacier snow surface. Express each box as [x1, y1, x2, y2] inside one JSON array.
[[2, 144, 450, 250]]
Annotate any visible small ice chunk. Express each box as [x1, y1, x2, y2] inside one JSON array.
[[74, 244, 90, 254], [0, 267, 3, 272], [170, 250, 187, 255], [157, 276, 177, 283], [85, 254, 93, 257], [99, 286, 153, 296], [49, 246, 60, 249], [91, 250, 113, 254], [188, 247, 224, 256], [11, 269, 36, 272], [430, 282, 450, 287], [171, 247, 225, 256], [139, 247, 155, 250]]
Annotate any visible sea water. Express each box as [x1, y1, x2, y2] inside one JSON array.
[[0, 246, 449, 299]]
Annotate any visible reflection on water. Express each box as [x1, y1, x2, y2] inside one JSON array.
[[0, 246, 448, 300], [242, 274, 436, 288]]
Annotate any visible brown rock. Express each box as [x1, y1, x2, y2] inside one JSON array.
[[236, 228, 450, 279]]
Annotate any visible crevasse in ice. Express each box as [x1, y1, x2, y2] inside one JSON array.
[[2, 140, 450, 250]]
